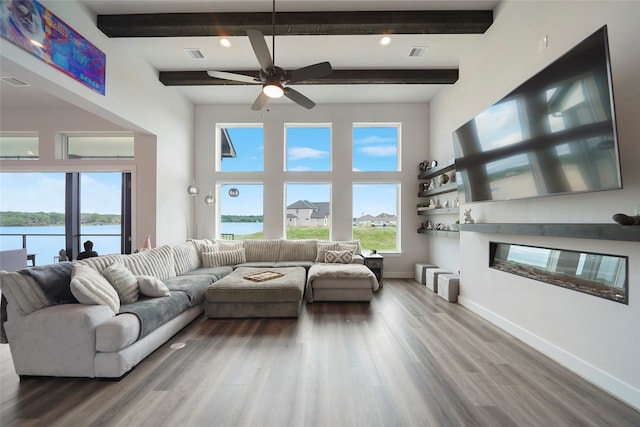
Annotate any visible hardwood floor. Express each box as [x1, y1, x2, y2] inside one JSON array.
[[2, 279, 639, 426]]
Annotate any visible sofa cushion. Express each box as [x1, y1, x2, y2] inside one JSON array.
[[244, 239, 281, 262], [70, 264, 120, 315], [122, 245, 176, 281], [217, 241, 244, 251], [278, 239, 318, 262], [0, 270, 50, 316], [188, 238, 217, 264], [102, 262, 139, 303], [335, 240, 362, 255], [136, 275, 170, 297], [172, 241, 200, 276], [79, 253, 123, 274], [182, 266, 233, 281], [95, 313, 140, 352], [315, 241, 339, 262], [325, 250, 354, 264], [202, 248, 246, 267]]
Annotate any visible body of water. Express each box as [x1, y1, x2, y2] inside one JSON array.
[[0, 222, 263, 266]]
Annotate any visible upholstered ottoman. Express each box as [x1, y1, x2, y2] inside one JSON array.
[[415, 263, 438, 284], [205, 267, 306, 318], [305, 263, 380, 303], [425, 268, 451, 293]]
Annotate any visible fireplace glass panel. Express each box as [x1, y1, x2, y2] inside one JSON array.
[[490, 242, 627, 304]]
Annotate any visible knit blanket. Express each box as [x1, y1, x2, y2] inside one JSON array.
[[305, 263, 379, 302]]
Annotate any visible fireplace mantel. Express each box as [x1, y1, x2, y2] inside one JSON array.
[[458, 223, 640, 242]]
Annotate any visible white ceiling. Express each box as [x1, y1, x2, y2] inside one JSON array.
[[0, 0, 499, 109]]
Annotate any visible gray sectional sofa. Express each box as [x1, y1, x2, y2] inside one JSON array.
[[0, 238, 379, 378]]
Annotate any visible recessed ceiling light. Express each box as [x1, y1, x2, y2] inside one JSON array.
[[380, 36, 391, 46], [220, 38, 231, 48]]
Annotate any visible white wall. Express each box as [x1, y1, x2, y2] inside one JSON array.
[[429, 1, 640, 409], [194, 103, 430, 277], [0, 1, 195, 248]]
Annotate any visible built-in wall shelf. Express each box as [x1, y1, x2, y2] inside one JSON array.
[[418, 228, 460, 239], [418, 182, 457, 198], [458, 223, 640, 242], [418, 207, 458, 216], [418, 160, 455, 180]]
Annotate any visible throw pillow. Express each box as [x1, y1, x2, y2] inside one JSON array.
[[69, 264, 120, 315], [137, 275, 170, 297], [217, 241, 244, 251], [102, 262, 139, 303], [337, 243, 358, 255], [324, 250, 353, 264], [335, 240, 362, 255], [315, 241, 338, 262], [202, 248, 246, 267]]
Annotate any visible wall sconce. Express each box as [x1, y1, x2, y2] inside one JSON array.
[[187, 181, 199, 195], [204, 191, 215, 205], [204, 186, 240, 205]]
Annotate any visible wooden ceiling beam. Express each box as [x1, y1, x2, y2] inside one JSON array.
[[158, 69, 459, 86], [98, 10, 492, 37]]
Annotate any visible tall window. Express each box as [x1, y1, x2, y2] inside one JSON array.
[[0, 171, 129, 264], [353, 124, 400, 171], [353, 183, 399, 252], [285, 183, 331, 240], [218, 183, 263, 240], [285, 124, 331, 171], [217, 125, 264, 171], [79, 173, 124, 256]]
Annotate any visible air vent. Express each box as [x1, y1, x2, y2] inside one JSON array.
[[0, 76, 30, 86], [409, 46, 429, 57], [183, 48, 206, 59]]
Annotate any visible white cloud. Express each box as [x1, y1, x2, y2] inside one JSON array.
[[288, 147, 329, 160], [354, 135, 395, 145], [288, 166, 312, 171], [359, 145, 397, 157]]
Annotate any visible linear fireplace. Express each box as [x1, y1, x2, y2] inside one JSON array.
[[489, 242, 628, 304]]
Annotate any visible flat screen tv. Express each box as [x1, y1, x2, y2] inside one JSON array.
[[453, 26, 622, 204]]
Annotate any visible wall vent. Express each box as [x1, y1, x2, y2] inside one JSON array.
[[183, 48, 206, 59], [408, 47, 429, 57], [0, 76, 30, 86]]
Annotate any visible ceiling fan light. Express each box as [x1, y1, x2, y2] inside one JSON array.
[[220, 38, 231, 48], [263, 82, 284, 98]]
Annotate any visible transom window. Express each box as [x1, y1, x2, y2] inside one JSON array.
[[353, 124, 400, 171], [216, 125, 264, 172], [285, 124, 331, 171], [0, 132, 38, 160], [62, 133, 134, 159]]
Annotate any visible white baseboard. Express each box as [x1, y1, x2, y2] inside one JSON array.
[[458, 296, 640, 411]]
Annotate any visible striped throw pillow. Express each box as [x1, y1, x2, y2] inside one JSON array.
[[202, 248, 246, 267]]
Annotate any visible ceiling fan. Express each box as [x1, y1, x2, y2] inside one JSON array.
[[206, 0, 333, 110]]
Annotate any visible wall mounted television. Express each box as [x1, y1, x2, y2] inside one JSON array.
[[453, 26, 622, 204]]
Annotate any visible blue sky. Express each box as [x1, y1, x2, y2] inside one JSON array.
[[0, 172, 122, 214]]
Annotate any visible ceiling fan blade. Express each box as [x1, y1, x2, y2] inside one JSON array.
[[247, 29, 274, 72], [251, 91, 270, 111], [287, 62, 333, 83], [283, 87, 316, 109], [206, 70, 258, 84]]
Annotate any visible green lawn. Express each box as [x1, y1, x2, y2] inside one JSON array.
[[234, 225, 396, 250]]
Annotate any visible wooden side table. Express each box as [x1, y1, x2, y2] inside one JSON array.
[[364, 253, 383, 288]]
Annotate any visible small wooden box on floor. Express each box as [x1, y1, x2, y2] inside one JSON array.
[[414, 263, 437, 284], [438, 273, 459, 302], [425, 268, 451, 292]]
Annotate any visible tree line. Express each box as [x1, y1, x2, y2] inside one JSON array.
[[0, 211, 121, 226]]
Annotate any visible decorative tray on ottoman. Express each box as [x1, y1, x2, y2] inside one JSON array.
[[243, 271, 285, 282]]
